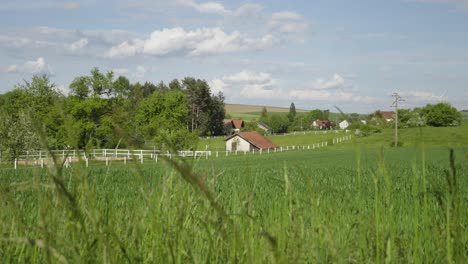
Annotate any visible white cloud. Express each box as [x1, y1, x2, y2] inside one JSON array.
[[209, 70, 283, 99], [106, 27, 276, 58], [397, 90, 444, 102], [0, 35, 30, 48], [68, 38, 88, 52], [135, 65, 146, 79], [268, 11, 309, 35], [112, 66, 147, 80], [208, 79, 227, 94], [222, 70, 272, 83], [64, 2, 80, 10], [177, 0, 228, 15], [105, 39, 144, 58], [289, 74, 376, 103], [308, 74, 345, 90], [56, 84, 71, 96], [6, 57, 49, 74], [112, 68, 129, 76]]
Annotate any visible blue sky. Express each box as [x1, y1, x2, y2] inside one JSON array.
[[1, 0, 467, 112]]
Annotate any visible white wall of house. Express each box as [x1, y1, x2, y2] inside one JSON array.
[[226, 136, 253, 151], [339, 120, 349, 129]]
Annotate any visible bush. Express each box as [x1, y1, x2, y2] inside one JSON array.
[[421, 103, 462, 127]]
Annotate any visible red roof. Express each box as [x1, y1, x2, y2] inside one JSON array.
[[232, 119, 244, 129], [226, 131, 279, 149], [223, 119, 244, 129], [381, 111, 395, 119]]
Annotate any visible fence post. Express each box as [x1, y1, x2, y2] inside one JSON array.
[[106, 157, 109, 166], [140, 154, 143, 164], [216, 151, 219, 158], [85, 157, 88, 168], [124, 156, 126, 165]]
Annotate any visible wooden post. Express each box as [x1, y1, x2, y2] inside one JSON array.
[[106, 157, 109, 166], [85, 157, 88, 168], [124, 156, 126, 165]]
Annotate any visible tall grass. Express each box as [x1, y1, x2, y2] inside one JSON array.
[[0, 145, 467, 262]]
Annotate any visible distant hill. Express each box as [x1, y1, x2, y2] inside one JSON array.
[[225, 104, 307, 113]]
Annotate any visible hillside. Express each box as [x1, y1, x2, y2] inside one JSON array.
[[225, 104, 307, 113]]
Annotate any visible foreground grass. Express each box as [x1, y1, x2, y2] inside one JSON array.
[[0, 144, 467, 263]]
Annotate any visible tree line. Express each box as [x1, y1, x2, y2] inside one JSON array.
[[0, 69, 225, 160]]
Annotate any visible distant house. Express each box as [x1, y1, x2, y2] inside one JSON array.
[[312, 119, 332, 130], [381, 111, 395, 122], [257, 121, 272, 134], [225, 131, 279, 151], [224, 119, 245, 135], [339, 120, 349, 130]]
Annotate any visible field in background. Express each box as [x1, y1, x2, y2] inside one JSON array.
[[200, 120, 468, 151], [1, 122, 467, 262], [225, 104, 308, 113]]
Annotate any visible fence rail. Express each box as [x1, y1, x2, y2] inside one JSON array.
[[3, 135, 353, 170]]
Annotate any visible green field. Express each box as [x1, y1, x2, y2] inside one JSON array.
[[1, 124, 467, 262]]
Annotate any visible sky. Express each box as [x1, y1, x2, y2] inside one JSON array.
[[0, 0, 467, 113]]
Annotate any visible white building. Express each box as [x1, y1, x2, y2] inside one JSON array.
[[339, 120, 349, 130], [225, 131, 278, 151]]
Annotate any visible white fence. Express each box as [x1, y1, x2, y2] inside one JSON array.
[[4, 135, 353, 170]]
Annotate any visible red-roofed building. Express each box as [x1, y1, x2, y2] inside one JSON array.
[[312, 119, 332, 130], [225, 131, 279, 151], [224, 119, 245, 135], [381, 111, 395, 121]]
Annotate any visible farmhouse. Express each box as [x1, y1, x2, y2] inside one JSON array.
[[257, 121, 272, 134], [224, 119, 245, 135], [339, 120, 349, 130], [381, 111, 395, 122], [225, 131, 279, 151], [312, 119, 332, 130]]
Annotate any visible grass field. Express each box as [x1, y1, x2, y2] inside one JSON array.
[[1, 124, 467, 262], [225, 104, 308, 113]]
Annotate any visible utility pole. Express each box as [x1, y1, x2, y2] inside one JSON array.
[[391, 92, 404, 147]]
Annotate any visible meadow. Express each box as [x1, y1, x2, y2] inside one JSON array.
[[0, 124, 467, 262]]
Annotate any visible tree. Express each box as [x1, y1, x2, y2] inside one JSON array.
[[421, 103, 462, 127], [260, 106, 268, 121], [268, 114, 289, 133], [182, 77, 225, 136], [288, 102, 296, 122], [309, 109, 324, 120]]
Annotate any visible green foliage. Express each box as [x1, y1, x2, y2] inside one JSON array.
[[288, 102, 296, 122], [268, 114, 290, 133], [421, 102, 462, 127], [182, 78, 225, 136], [0, 146, 466, 262]]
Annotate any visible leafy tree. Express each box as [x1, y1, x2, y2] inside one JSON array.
[[113, 76, 131, 98], [260, 106, 268, 121], [169, 79, 182, 90], [135, 90, 189, 139], [0, 111, 40, 160], [421, 103, 461, 127], [182, 77, 225, 136], [268, 114, 289, 133], [309, 109, 324, 120], [288, 102, 296, 122]]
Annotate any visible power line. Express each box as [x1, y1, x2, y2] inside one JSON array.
[[391, 92, 404, 147]]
